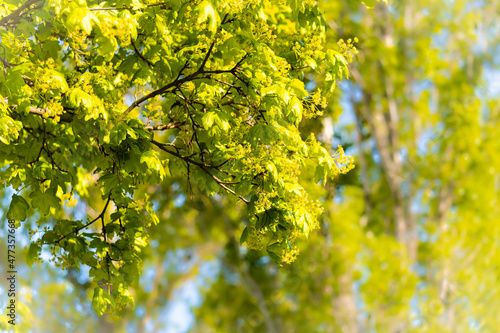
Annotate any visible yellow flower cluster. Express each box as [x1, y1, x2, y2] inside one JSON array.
[[66, 28, 87, 48], [337, 37, 359, 63], [99, 15, 135, 47], [304, 89, 327, 119], [47, 100, 64, 122], [281, 245, 300, 264], [251, 19, 277, 45], [247, 228, 266, 250], [32, 59, 65, 99], [333, 145, 355, 174]]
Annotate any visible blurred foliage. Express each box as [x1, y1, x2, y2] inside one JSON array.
[[1, 0, 500, 332]]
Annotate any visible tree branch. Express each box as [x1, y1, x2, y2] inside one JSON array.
[[151, 139, 249, 204], [119, 49, 246, 120], [0, 0, 43, 27], [88, 2, 169, 11], [3, 98, 75, 123], [53, 195, 112, 244], [199, 40, 216, 72], [5, 95, 186, 130], [121, 71, 200, 119], [130, 39, 154, 68], [144, 120, 186, 131], [26, 106, 74, 122], [0, 55, 13, 69]]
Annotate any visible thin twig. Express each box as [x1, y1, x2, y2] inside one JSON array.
[[53, 195, 112, 244], [130, 39, 154, 68], [88, 2, 169, 11], [151, 140, 248, 203], [144, 121, 186, 131], [0, 0, 43, 27], [120, 50, 247, 120]]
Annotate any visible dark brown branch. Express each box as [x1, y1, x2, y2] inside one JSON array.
[[121, 71, 199, 118], [131, 39, 154, 68], [0, 57, 35, 83], [0, 55, 12, 69], [151, 140, 248, 203], [176, 87, 206, 163], [213, 158, 232, 169], [144, 121, 186, 131], [53, 195, 112, 244], [0, 0, 43, 27], [199, 41, 216, 72], [88, 2, 169, 11], [34, 118, 47, 162], [3, 97, 75, 122], [5, 96, 186, 128], [27, 106, 74, 122], [120, 49, 246, 119]]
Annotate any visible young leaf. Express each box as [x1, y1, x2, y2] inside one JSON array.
[[92, 287, 115, 316], [7, 194, 29, 222]]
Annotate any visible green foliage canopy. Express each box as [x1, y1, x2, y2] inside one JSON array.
[[0, 0, 385, 316]]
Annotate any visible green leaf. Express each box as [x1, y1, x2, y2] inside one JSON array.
[[97, 173, 119, 195], [247, 124, 280, 147], [325, 71, 336, 93], [197, 1, 220, 34], [287, 96, 303, 125], [26, 243, 41, 268], [92, 287, 115, 316], [80, 11, 97, 34], [202, 111, 232, 132], [95, 34, 118, 61], [266, 161, 278, 181], [7, 194, 29, 221], [140, 150, 165, 180], [119, 287, 135, 310], [202, 111, 215, 129], [284, 182, 303, 196], [257, 208, 280, 230], [0, 116, 22, 144], [314, 164, 327, 183], [33, 161, 52, 179], [239, 227, 248, 245], [266, 242, 283, 265], [66, 7, 97, 34], [46, 70, 69, 93], [109, 124, 128, 145], [29, 188, 61, 216], [289, 79, 308, 98], [305, 57, 317, 70], [68, 88, 94, 109], [5, 71, 25, 96]]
